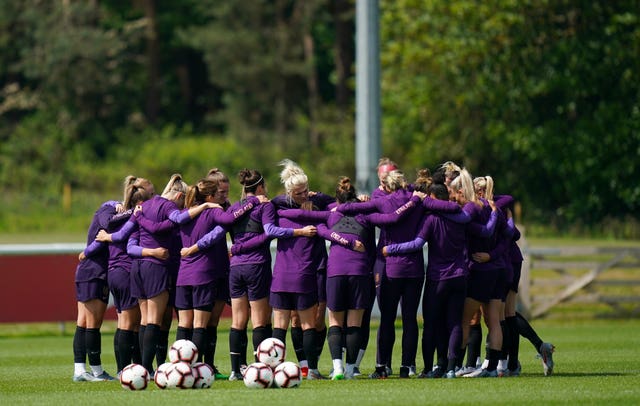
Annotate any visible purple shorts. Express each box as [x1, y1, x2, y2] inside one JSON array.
[[467, 268, 506, 303], [175, 281, 216, 311], [167, 263, 179, 307], [229, 262, 272, 301], [509, 261, 522, 293], [326, 275, 372, 312], [317, 268, 327, 303], [76, 278, 109, 303], [130, 260, 170, 300], [270, 290, 317, 311], [108, 266, 137, 312]]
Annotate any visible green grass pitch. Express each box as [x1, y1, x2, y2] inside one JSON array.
[[1, 318, 639, 405]]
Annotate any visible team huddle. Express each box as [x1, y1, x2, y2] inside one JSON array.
[[72, 158, 555, 383]]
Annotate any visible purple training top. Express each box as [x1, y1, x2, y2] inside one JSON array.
[[277, 209, 376, 278], [177, 208, 228, 286], [136, 195, 180, 266], [75, 203, 116, 283]]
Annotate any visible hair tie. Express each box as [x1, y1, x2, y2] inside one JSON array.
[[244, 176, 263, 189]]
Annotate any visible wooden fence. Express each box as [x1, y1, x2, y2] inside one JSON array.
[[519, 233, 640, 318]]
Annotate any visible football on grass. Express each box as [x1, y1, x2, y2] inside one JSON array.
[[256, 337, 286, 368], [154, 362, 175, 389], [192, 362, 214, 389], [166, 361, 195, 389], [273, 361, 302, 388], [243, 362, 274, 389], [169, 339, 198, 365], [120, 363, 149, 391]]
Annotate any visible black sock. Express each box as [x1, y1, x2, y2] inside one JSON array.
[[327, 326, 343, 360], [114, 329, 121, 370], [73, 326, 87, 364], [193, 327, 208, 363], [316, 327, 327, 360], [484, 333, 490, 362], [229, 328, 242, 373], [487, 348, 500, 371], [142, 323, 160, 373], [156, 329, 169, 365], [273, 328, 287, 345], [253, 325, 271, 354], [455, 345, 466, 369], [506, 316, 520, 370], [176, 326, 192, 341], [205, 326, 217, 367], [303, 329, 318, 369], [240, 328, 248, 366], [345, 326, 361, 364], [466, 324, 482, 367], [132, 331, 141, 364], [291, 326, 305, 363], [117, 329, 135, 372], [500, 320, 510, 360], [86, 328, 102, 367], [515, 312, 543, 352], [360, 307, 372, 351], [138, 325, 146, 358]]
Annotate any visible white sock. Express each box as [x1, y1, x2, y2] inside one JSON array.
[[90, 365, 104, 376], [355, 349, 366, 368], [74, 363, 86, 376], [481, 358, 489, 369], [332, 359, 344, 373], [498, 359, 508, 371], [299, 360, 309, 369], [345, 363, 355, 377]]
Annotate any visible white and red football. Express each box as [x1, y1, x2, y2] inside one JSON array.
[[120, 363, 149, 391], [256, 337, 286, 369], [165, 361, 195, 389], [154, 362, 175, 389], [273, 361, 302, 388], [191, 362, 214, 389], [243, 362, 274, 389], [169, 339, 199, 366]]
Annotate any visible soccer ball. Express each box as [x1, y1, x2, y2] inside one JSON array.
[[154, 362, 175, 389], [169, 339, 199, 365], [192, 362, 214, 389], [165, 361, 195, 389], [273, 361, 302, 388], [243, 362, 274, 389], [120, 363, 149, 391], [256, 337, 286, 368]]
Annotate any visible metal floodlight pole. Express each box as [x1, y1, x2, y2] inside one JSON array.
[[355, 0, 381, 195]]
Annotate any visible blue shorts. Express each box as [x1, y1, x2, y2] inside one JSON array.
[[175, 281, 216, 311], [270, 290, 317, 311], [130, 260, 170, 300], [326, 275, 372, 312], [467, 268, 506, 302], [229, 262, 272, 301], [108, 266, 137, 312], [76, 278, 109, 303]]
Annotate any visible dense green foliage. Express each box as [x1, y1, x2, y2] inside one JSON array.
[[0, 1, 638, 236], [1, 319, 640, 404]]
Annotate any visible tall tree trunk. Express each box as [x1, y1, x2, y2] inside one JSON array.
[[331, 0, 354, 110], [140, 0, 160, 123], [303, 4, 320, 149], [303, 26, 320, 148]]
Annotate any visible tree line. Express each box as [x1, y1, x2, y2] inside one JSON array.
[[0, 1, 638, 237]]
